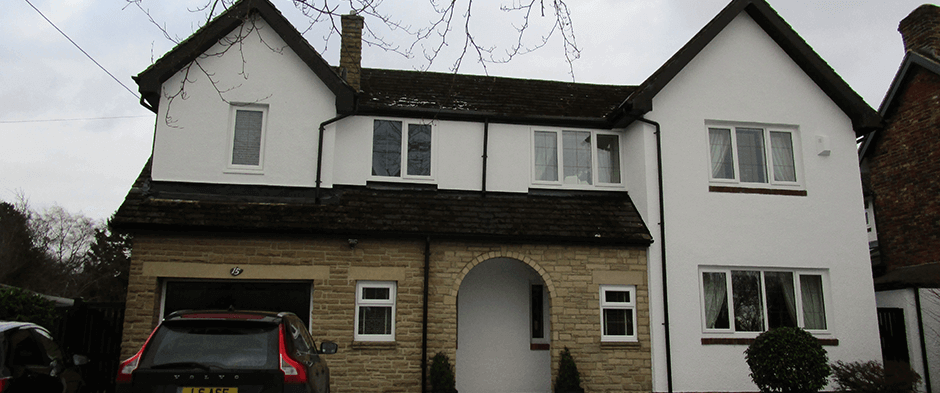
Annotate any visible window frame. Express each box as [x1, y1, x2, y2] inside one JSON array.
[[353, 281, 397, 342], [530, 283, 550, 346], [706, 122, 803, 189], [698, 267, 830, 336], [370, 118, 435, 182], [599, 285, 638, 343], [531, 128, 624, 189], [225, 104, 268, 174]]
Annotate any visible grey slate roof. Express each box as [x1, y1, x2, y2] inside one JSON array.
[[358, 68, 636, 127], [112, 160, 652, 245], [874, 262, 940, 290]]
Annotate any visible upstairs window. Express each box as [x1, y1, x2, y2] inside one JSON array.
[[372, 119, 432, 178], [708, 124, 799, 187], [700, 268, 828, 333], [228, 105, 267, 171], [533, 129, 621, 187]]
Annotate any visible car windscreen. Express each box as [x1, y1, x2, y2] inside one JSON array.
[[140, 320, 279, 370]]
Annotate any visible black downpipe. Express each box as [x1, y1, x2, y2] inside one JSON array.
[[481, 119, 489, 196], [421, 236, 431, 393], [915, 290, 933, 393], [316, 114, 352, 204], [636, 117, 673, 393]]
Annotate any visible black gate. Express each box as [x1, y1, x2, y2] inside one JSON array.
[[877, 307, 911, 366], [54, 301, 125, 393]]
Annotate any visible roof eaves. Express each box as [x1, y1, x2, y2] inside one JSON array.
[[134, 0, 354, 113], [860, 52, 940, 160], [355, 106, 614, 129], [743, 1, 881, 135], [611, 0, 750, 126], [611, 0, 881, 135]]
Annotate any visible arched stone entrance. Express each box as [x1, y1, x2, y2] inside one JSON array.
[[455, 257, 552, 393]]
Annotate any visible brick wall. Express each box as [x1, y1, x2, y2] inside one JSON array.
[[121, 233, 651, 392], [869, 66, 940, 270]]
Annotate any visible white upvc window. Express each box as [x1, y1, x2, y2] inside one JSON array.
[[372, 119, 433, 180], [533, 129, 622, 187], [699, 268, 828, 334], [226, 104, 268, 173], [599, 285, 637, 342], [354, 281, 396, 342], [707, 122, 801, 188]]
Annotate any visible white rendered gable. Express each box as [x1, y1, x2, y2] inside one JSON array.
[[151, 16, 336, 187], [638, 12, 879, 393]]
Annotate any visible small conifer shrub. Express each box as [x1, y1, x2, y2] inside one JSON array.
[[555, 347, 585, 393], [429, 352, 457, 393]]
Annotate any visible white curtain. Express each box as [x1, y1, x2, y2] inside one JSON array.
[[534, 131, 557, 181], [770, 131, 796, 182], [709, 128, 734, 179], [800, 275, 827, 329], [703, 272, 728, 329]]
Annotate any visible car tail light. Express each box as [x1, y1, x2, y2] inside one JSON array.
[[278, 326, 307, 384], [0, 376, 10, 392], [116, 326, 159, 383]]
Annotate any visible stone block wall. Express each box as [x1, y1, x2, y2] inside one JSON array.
[[121, 233, 651, 392]]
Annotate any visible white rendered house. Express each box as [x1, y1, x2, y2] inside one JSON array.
[[114, 0, 883, 391]]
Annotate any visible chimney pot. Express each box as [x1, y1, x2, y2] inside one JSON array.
[[899, 4, 940, 58], [340, 13, 364, 91]]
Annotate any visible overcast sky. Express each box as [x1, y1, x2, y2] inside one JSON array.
[[0, 0, 927, 221]]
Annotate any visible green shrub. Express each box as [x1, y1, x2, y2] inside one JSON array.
[[831, 360, 921, 393], [745, 327, 830, 393], [429, 352, 457, 393], [0, 286, 58, 328], [555, 347, 584, 393]]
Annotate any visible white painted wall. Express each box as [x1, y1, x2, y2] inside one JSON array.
[[148, 17, 633, 194], [877, 289, 940, 393], [640, 13, 881, 392], [456, 258, 551, 393], [151, 16, 337, 187]]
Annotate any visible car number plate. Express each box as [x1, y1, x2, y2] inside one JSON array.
[[179, 388, 238, 393]]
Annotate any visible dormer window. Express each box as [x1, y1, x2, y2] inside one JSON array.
[[372, 119, 432, 179], [532, 129, 621, 187]]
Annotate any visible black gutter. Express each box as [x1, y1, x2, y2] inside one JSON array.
[[316, 113, 353, 204], [421, 236, 431, 393], [635, 117, 673, 393], [354, 107, 615, 130], [482, 119, 489, 196], [915, 289, 932, 393]]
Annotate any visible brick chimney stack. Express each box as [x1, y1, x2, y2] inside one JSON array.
[[340, 13, 364, 91], [899, 4, 940, 59]]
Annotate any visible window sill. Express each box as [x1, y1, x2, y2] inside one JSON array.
[[701, 337, 838, 346], [709, 185, 807, 197], [600, 341, 641, 349], [530, 343, 550, 351], [224, 168, 265, 175], [351, 341, 398, 350]]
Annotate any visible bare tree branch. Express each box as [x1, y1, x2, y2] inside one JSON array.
[[129, 0, 580, 125]]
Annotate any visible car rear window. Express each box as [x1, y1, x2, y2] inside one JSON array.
[[140, 321, 279, 370]]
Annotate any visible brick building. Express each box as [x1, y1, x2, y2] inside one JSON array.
[[860, 5, 940, 392], [114, 0, 882, 391]]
